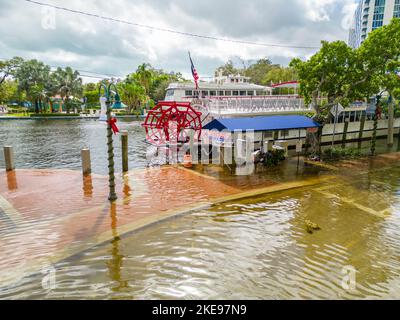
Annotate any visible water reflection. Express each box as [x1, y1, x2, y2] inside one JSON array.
[[106, 202, 129, 295], [6, 171, 18, 191], [0, 163, 397, 299], [122, 174, 132, 206], [82, 175, 93, 199]]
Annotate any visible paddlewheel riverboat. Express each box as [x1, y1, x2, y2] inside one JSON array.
[[142, 74, 399, 152]]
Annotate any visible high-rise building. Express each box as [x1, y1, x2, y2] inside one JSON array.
[[348, 0, 400, 48]]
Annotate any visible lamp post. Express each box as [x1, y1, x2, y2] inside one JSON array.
[[99, 81, 121, 201]]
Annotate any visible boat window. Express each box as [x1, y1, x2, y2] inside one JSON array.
[[247, 91, 254, 96], [356, 111, 363, 122], [185, 90, 193, 96], [166, 90, 174, 97], [233, 91, 239, 96], [256, 91, 264, 96], [240, 91, 246, 96], [201, 91, 208, 97], [218, 91, 224, 96], [209, 91, 216, 96], [225, 91, 232, 96], [281, 130, 289, 138], [350, 111, 356, 122], [264, 131, 273, 138]]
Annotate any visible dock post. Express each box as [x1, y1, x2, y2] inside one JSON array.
[[358, 113, 366, 149], [3, 146, 15, 171], [388, 98, 394, 147], [342, 121, 349, 149], [81, 148, 92, 176], [121, 130, 129, 172]]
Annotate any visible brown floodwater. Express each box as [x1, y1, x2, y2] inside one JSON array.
[[1, 120, 400, 299], [1, 158, 400, 299]]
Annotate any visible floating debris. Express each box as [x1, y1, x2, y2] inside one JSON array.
[[305, 219, 321, 234]]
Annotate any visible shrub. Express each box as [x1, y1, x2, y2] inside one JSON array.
[[263, 148, 286, 166], [322, 147, 362, 161]]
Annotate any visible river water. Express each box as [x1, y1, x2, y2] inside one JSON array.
[[1, 119, 400, 299], [0, 119, 148, 174]]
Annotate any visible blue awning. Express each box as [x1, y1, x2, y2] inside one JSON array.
[[203, 115, 321, 132]]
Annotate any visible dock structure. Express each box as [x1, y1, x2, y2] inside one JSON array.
[[202, 115, 321, 161]]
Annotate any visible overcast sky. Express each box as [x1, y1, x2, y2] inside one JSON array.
[[0, 0, 357, 82]]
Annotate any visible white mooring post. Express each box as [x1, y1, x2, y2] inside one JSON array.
[[81, 148, 92, 176], [3, 146, 15, 171]]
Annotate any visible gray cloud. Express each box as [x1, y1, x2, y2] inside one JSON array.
[[0, 0, 356, 81]]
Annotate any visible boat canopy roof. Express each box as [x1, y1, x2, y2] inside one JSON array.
[[203, 115, 321, 132]]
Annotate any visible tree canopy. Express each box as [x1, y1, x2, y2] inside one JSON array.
[[290, 18, 400, 121], [0, 57, 23, 85], [215, 58, 297, 86], [0, 56, 183, 113]]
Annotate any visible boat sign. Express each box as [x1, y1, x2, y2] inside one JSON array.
[[330, 104, 344, 117], [296, 140, 302, 153]]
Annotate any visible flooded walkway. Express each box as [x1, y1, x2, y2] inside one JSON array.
[[1, 152, 400, 298], [0, 164, 329, 288]]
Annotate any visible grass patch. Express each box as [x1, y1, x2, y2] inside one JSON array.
[[3, 113, 30, 117], [30, 113, 80, 118]]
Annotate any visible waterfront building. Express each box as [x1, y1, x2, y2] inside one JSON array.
[[348, 0, 400, 48]]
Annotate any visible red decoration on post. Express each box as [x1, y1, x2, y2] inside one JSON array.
[[107, 117, 119, 135]]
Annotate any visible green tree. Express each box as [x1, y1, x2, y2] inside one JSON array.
[[149, 70, 184, 102], [132, 63, 153, 96], [83, 82, 97, 92], [244, 58, 277, 84], [82, 82, 100, 108], [118, 81, 146, 113], [262, 66, 298, 86], [358, 18, 400, 148], [215, 60, 239, 77], [0, 57, 23, 85], [14, 59, 52, 113], [52, 67, 83, 113], [0, 80, 19, 104], [290, 41, 363, 121]]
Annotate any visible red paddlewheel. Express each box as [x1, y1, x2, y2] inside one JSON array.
[[142, 101, 202, 146]]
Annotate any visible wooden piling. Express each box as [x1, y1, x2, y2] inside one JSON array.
[[388, 101, 394, 147], [81, 148, 91, 176], [3, 146, 15, 171], [358, 113, 366, 149], [342, 121, 349, 149], [121, 130, 129, 172]]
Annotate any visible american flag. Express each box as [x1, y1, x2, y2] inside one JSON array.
[[189, 52, 199, 90]]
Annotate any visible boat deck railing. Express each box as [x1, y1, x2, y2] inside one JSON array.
[[190, 96, 313, 116]]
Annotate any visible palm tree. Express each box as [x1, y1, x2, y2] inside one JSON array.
[[134, 63, 153, 96], [52, 67, 83, 113]]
